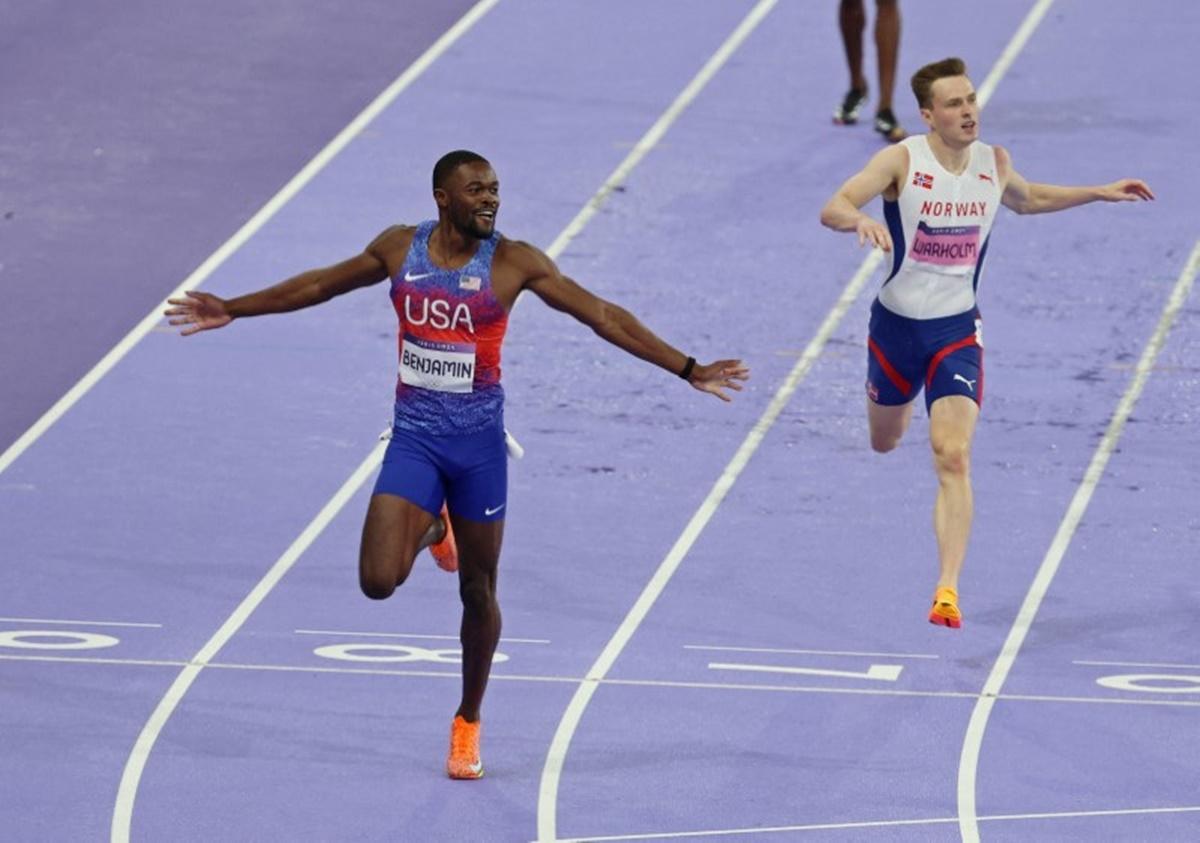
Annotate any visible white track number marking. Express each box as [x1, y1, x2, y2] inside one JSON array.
[[0, 630, 119, 650], [313, 643, 509, 665], [709, 661, 903, 682], [1096, 673, 1200, 694]]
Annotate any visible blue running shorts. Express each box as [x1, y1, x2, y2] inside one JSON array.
[[866, 298, 983, 412], [372, 422, 507, 522]]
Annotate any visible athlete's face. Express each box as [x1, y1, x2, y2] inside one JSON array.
[[922, 76, 979, 148], [436, 162, 500, 239]]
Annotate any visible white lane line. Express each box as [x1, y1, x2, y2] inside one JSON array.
[[973, 0, 1056, 106], [107, 5, 507, 839], [539, 242, 883, 843], [541, 2, 768, 263], [293, 628, 550, 644], [0, 616, 161, 628], [538, 1, 879, 835], [9, 653, 1200, 708], [0, 0, 501, 480], [109, 441, 387, 843], [957, 236, 1200, 843], [1075, 659, 1200, 670], [685, 644, 937, 659], [546, 805, 1200, 842], [536, 2, 1058, 838], [113, 1, 778, 835]]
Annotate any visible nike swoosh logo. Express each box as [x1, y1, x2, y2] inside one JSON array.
[[484, 504, 506, 517], [404, 270, 435, 282]]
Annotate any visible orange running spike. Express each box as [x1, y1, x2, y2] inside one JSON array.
[[447, 715, 483, 780], [928, 587, 962, 629]]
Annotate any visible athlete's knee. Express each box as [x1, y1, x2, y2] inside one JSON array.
[[359, 556, 406, 600], [932, 437, 971, 476], [870, 431, 902, 453], [359, 570, 398, 600], [458, 571, 498, 615], [360, 577, 395, 601]]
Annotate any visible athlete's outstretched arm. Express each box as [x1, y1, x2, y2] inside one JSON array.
[[164, 227, 403, 335], [510, 241, 749, 402], [820, 144, 908, 251], [996, 147, 1154, 215]]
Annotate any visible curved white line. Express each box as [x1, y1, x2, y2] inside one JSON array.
[[957, 237, 1200, 842], [108, 6, 502, 840], [536, 237, 881, 840], [110, 443, 386, 841], [546, 804, 1200, 843]]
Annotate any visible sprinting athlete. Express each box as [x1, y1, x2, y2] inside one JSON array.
[[820, 57, 1152, 628], [165, 149, 749, 779]]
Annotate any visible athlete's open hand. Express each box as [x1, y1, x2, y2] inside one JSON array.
[[164, 290, 233, 336], [855, 216, 893, 252], [688, 359, 750, 402], [1100, 179, 1155, 202]]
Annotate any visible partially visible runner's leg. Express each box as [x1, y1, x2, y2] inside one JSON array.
[[927, 394, 979, 628], [446, 515, 503, 779]]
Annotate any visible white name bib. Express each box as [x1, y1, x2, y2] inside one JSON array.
[[399, 334, 476, 393]]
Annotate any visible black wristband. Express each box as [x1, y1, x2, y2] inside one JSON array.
[[678, 356, 696, 381]]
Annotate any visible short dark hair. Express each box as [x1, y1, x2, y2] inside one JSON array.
[[911, 57, 968, 109], [432, 150, 489, 190]]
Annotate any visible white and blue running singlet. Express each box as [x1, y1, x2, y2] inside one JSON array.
[[867, 135, 1001, 410]]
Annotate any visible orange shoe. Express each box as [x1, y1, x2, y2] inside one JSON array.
[[929, 587, 962, 629], [429, 503, 458, 573], [447, 715, 483, 779]]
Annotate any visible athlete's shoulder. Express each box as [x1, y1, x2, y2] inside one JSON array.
[[868, 141, 911, 177], [366, 224, 417, 259], [495, 237, 554, 275], [992, 144, 1012, 178]]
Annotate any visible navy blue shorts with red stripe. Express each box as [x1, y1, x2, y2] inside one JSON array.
[[866, 298, 983, 412]]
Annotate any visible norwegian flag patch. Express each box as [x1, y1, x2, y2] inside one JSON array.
[[913, 171, 934, 190]]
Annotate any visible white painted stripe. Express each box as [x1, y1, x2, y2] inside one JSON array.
[[110, 441, 387, 842], [293, 628, 550, 644], [537, 0, 907, 835], [1075, 659, 1200, 670], [684, 644, 937, 659], [535, 2, 1059, 838], [973, 0, 1056, 106], [535, 84, 898, 843], [0, 0, 502, 481], [547, 805, 1200, 842], [0, 616, 161, 628], [9, 653, 1200, 708], [107, 6, 505, 839], [957, 236, 1200, 843], [539, 0, 769, 265]]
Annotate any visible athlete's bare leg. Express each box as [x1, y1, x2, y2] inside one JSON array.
[[873, 0, 901, 112], [359, 497, 501, 722], [838, 0, 867, 93], [450, 515, 504, 723], [867, 397, 915, 453], [358, 493, 438, 598], [928, 395, 978, 590]]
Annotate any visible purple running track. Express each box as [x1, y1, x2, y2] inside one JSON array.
[[0, 0, 477, 455], [1, 1, 1198, 841]]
